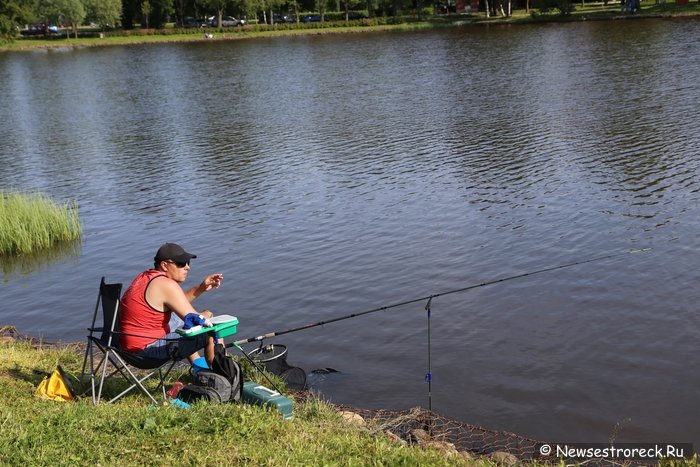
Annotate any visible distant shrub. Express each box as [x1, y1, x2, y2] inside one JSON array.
[[534, 0, 575, 14]]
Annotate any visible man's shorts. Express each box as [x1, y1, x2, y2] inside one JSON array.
[[135, 314, 210, 360]]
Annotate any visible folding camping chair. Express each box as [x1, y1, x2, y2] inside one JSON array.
[[80, 277, 180, 404]]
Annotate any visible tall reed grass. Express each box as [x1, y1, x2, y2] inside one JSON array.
[[0, 191, 82, 256]]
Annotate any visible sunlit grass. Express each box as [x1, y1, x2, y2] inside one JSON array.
[[0, 340, 470, 466], [0, 23, 428, 51], [0, 338, 698, 465], [0, 191, 82, 256]]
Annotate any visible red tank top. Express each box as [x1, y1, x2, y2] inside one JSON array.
[[119, 269, 170, 352]]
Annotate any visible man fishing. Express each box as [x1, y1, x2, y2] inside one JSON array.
[[119, 242, 224, 367]]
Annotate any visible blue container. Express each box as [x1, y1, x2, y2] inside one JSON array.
[[168, 398, 191, 409]]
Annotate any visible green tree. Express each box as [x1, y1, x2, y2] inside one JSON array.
[[261, 0, 283, 23], [61, 0, 85, 37], [173, 0, 187, 23], [238, 0, 260, 20], [0, 0, 35, 41], [147, 0, 174, 28], [315, 0, 325, 19], [37, 0, 85, 37], [366, 0, 374, 17], [203, 0, 231, 29], [142, 0, 152, 27], [83, 0, 121, 30], [122, 0, 140, 28], [288, 0, 300, 21]]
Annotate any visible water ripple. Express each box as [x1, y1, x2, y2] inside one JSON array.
[[2, 22, 700, 446]]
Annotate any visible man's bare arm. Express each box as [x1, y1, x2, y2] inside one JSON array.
[[184, 273, 224, 302]]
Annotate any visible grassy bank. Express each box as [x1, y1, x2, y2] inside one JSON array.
[[0, 22, 433, 51], [0, 338, 472, 466], [2, 332, 699, 465], [0, 192, 82, 256], [2, 1, 699, 52]]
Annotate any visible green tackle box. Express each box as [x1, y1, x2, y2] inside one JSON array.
[[176, 315, 239, 339], [242, 381, 293, 420]]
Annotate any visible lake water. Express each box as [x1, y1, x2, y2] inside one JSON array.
[[1, 19, 699, 448]]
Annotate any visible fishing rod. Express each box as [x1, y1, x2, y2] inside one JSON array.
[[229, 248, 651, 347]]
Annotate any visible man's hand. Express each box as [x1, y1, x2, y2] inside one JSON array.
[[185, 273, 224, 303], [200, 273, 223, 293]]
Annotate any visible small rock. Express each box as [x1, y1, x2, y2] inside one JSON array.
[[384, 430, 406, 445], [458, 450, 475, 461], [489, 451, 520, 466], [424, 440, 458, 456], [339, 411, 364, 426], [409, 428, 431, 445]]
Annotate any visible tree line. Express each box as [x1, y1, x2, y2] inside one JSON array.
[[0, 0, 389, 40], [2, 0, 120, 38]]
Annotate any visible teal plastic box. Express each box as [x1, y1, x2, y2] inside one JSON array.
[[242, 381, 293, 420], [176, 314, 238, 339]]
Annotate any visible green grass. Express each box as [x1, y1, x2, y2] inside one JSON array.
[[0, 192, 82, 256], [1, 339, 698, 466], [0, 340, 472, 466], [0, 22, 434, 51]]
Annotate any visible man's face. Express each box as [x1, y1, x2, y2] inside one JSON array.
[[161, 259, 190, 282]]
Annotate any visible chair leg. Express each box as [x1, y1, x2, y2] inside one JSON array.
[[89, 346, 98, 404], [109, 374, 161, 404], [86, 343, 180, 405], [96, 348, 115, 404], [79, 341, 90, 394], [106, 353, 171, 405], [157, 361, 179, 400], [79, 339, 102, 404]]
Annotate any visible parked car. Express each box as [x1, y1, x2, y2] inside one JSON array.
[[178, 17, 205, 28], [209, 16, 245, 27], [20, 24, 60, 36], [301, 14, 322, 22], [271, 14, 295, 24]]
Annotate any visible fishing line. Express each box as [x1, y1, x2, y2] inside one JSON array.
[[230, 248, 651, 347]]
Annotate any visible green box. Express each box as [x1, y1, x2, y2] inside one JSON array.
[[242, 381, 293, 420], [175, 315, 238, 339]]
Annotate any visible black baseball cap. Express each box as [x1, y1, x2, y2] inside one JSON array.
[[154, 243, 197, 264]]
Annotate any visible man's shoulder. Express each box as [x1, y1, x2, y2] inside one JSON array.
[[127, 270, 169, 293], [148, 272, 177, 290], [132, 269, 165, 281], [141, 271, 182, 311]]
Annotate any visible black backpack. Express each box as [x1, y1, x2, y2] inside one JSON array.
[[178, 344, 243, 404], [211, 343, 243, 402], [178, 371, 231, 403]]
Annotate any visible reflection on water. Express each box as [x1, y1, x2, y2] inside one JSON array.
[[1, 241, 82, 279], [1, 20, 699, 446]]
